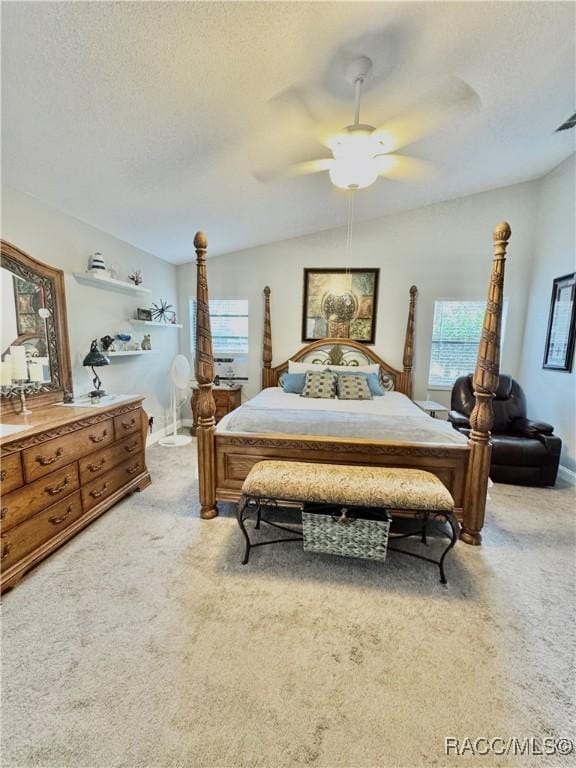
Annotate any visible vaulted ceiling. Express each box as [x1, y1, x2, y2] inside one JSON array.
[[2, 2, 574, 263]]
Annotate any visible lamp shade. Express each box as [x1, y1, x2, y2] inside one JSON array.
[[83, 340, 109, 367]]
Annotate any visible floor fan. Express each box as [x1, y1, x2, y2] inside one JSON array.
[[159, 354, 193, 448]]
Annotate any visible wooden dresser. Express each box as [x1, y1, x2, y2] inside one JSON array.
[[0, 396, 151, 592], [191, 385, 242, 434]]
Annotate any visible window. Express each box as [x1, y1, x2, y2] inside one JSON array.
[[428, 300, 508, 388], [190, 299, 248, 355]]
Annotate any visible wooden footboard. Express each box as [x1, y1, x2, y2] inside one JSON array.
[[214, 432, 470, 516]]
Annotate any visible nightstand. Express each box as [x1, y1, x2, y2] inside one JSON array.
[[415, 400, 449, 418], [191, 384, 242, 434]]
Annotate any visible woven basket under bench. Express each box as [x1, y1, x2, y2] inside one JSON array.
[[302, 506, 391, 562], [238, 460, 459, 584]]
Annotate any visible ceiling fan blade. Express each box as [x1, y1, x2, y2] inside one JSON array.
[[371, 78, 480, 152], [374, 154, 434, 180], [253, 158, 333, 183], [267, 85, 333, 148]]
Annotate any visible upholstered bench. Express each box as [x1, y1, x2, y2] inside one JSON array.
[[237, 461, 459, 584]]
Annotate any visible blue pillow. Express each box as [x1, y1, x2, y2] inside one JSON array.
[[279, 372, 307, 394], [328, 368, 386, 396]]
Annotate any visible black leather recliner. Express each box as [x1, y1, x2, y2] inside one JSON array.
[[449, 374, 562, 486]]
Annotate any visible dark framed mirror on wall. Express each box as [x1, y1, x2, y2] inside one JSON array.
[[543, 272, 576, 372], [1, 240, 73, 412]]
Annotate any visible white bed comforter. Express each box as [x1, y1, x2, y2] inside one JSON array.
[[217, 388, 467, 445]]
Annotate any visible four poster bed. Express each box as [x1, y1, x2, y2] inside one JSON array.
[[193, 222, 511, 545]]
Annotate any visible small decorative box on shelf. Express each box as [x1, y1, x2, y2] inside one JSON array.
[[73, 273, 152, 296]]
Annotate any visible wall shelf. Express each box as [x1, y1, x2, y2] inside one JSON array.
[[107, 350, 159, 357], [73, 272, 152, 296], [129, 319, 182, 328]]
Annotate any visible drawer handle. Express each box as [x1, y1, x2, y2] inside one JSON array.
[[1, 539, 10, 561], [87, 458, 106, 472], [36, 447, 64, 466], [121, 418, 136, 430], [0, 470, 6, 481], [124, 441, 139, 453], [90, 483, 109, 499], [89, 430, 108, 444], [45, 476, 71, 496], [49, 505, 74, 525], [126, 463, 141, 476], [0, 506, 7, 521]]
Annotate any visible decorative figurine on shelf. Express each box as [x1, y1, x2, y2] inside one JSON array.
[[115, 332, 131, 351], [151, 299, 175, 323], [169, 313, 178, 324], [132, 341, 141, 352], [88, 252, 107, 276], [100, 334, 115, 352], [108, 263, 119, 280], [141, 334, 152, 351], [128, 270, 143, 286]]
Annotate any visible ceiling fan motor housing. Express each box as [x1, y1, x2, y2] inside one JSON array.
[[345, 55, 373, 85]]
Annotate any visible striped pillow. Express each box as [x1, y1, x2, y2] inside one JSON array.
[[337, 375, 373, 400], [301, 370, 337, 399]]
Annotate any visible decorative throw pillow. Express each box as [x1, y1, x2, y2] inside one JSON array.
[[329, 369, 386, 396], [337, 375, 373, 400], [301, 370, 337, 399], [279, 372, 307, 394]]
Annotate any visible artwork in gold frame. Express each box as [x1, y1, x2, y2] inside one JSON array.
[[302, 268, 379, 343]]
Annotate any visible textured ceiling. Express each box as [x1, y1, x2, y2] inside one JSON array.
[[2, 2, 575, 263]]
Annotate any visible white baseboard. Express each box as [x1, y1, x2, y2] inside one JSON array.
[[558, 465, 576, 485]]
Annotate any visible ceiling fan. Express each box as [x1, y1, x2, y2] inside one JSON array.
[[256, 55, 479, 191]]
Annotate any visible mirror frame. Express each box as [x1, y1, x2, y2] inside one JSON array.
[[1, 240, 73, 413]]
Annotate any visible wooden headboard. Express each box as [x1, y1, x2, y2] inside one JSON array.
[[261, 285, 418, 397]]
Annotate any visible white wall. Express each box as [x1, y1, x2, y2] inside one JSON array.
[[1, 186, 180, 433], [178, 180, 540, 404], [519, 154, 576, 473]]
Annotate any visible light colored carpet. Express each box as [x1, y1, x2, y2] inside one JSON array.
[[1, 441, 575, 768]]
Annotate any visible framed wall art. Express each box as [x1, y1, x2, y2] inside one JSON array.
[[543, 272, 576, 372], [302, 268, 379, 344]]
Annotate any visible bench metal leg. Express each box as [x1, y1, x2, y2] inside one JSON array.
[[236, 495, 303, 565], [236, 494, 252, 565], [438, 511, 459, 585]]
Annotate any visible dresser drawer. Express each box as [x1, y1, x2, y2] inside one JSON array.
[[79, 433, 143, 483], [1, 491, 83, 572], [1, 453, 24, 494], [2, 464, 80, 531], [23, 420, 114, 483], [82, 454, 146, 511], [113, 410, 141, 439]]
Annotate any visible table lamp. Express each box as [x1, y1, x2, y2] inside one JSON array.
[[83, 340, 109, 399]]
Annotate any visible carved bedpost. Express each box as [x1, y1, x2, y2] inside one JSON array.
[[262, 286, 273, 389], [194, 231, 218, 520], [461, 222, 511, 545], [401, 285, 418, 397]]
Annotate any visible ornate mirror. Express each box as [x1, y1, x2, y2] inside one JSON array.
[[1, 240, 72, 412]]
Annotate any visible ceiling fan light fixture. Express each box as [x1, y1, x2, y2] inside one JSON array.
[[328, 156, 379, 190]]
